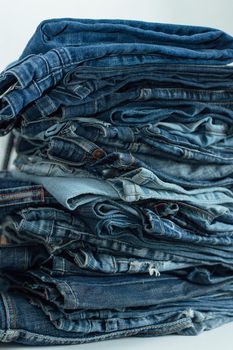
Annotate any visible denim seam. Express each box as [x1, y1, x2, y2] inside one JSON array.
[[0, 187, 44, 203], [63, 62, 223, 74], [4, 71, 25, 89], [144, 135, 233, 160], [47, 219, 55, 244], [24, 248, 29, 271], [34, 99, 57, 119], [0, 317, 193, 344], [31, 78, 43, 96], [1, 293, 16, 330], [3, 49, 233, 95], [38, 54, 50, 76], [117, 180, 233, 204], [60, 281, 78, 309], [1, 95, 15, 117]]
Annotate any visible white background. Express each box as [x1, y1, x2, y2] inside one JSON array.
[[0, 0, 233, 348]]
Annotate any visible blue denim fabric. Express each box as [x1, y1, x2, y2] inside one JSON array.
[[11, 169, 120, 209], [14, 63, 233, 125], [0, 240, 182, 277], [0, 171, 57, 219], [59, 63, 233, 91], [17, 78, 233, 126], [2, 290, 233, 345], [3, 205, 233, 269], [14, 152, 233, 190], [76, 197, 233, 237], [16, 115, 233, 165], [30, 130, 233, 167], [1, 19, 233, 133], [20, 18, 233, 58], [19, 100, 233, 134], [91, 100, 233, 126], [11, 169, 233, 215], [108, 167, 233, 211], [14, 153, 95, 177], [0, 244, 49, 271], [40, 300, 233, 338], [1, 18, 233, 344], [37, 115, 233, 150], [5, 269, 233, 311]]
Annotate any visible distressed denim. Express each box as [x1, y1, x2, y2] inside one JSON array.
[[5, 269, 233, 311], [1, 18, 233, 344], [0, 241, 185, 277], [1, 290, 233, 345], [3, 205, 233, 269], [0, 237, 199, 277]]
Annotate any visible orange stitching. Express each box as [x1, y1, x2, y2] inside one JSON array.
[[0, 187, 45, 203]]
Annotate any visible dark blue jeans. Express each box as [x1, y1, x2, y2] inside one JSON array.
[[17, 63, 233, 123], [2, 289, 233, 345], [4, 268, 233, 310], [2, 19, 233, 134], [20, 18, 233, 58], [3, 205, 233, 270]]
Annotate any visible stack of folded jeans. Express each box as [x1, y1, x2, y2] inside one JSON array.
[[0, 18, 233, 346]]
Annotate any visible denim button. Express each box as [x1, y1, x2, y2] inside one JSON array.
[[92, 149, 105, 159]]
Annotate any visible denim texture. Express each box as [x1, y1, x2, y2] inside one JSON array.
[[1, 19, 233, 133], [1, 290, 233, 345], [0, 171, 57, 219], [2, 204, 233, 271], [1, 18, 233, 345], [20, 18, 233, 57]]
